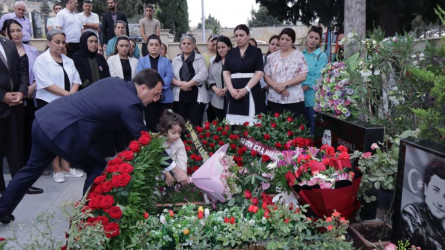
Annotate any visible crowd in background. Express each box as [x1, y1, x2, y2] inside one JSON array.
[[0, 0, 331, 191]]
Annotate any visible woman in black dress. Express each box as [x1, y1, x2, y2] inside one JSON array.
[[223, 24, 265, 125]]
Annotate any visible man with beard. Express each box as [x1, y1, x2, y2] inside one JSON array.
[[101, 0, 128, 46]]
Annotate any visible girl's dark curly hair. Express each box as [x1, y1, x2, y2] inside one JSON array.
[[157, 109, 186, 135]]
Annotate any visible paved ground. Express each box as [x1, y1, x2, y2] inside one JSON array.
[[0, 163, 85, 249]]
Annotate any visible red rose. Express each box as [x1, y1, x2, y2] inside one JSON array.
[[299, 124, 305, 131], [100, 195, 114, 209], [61, 245, 67, 250], [202, 140, 208, 145], [255, 123, 262, 127], [107, 206, 123, 220], [198, 134, 204, 139], [198, 211, 204, 219], [274, 112, 280, 117], [88, 195, 102, 209], [252, 206, 258, 213], [129, 141, 141, 153], [213, 135, 220, 140], [283, 142, 291, 150], [225, 125, 230, 131], [196, 126, 203, 133], [108, 157, 123, 166], [244, 190, 252, 199], [118, 150, 134, 161], [287, 116, 293, 122], [251, 150, 257, 156], [217, 126, 223, 132], [209, 152, 213, 156], [101, 181, 113, 193], [144, 211, 149, 219], [264, 209, 270, 218], [337, 145, 348, 153], [258, 114, 263, 119], [212, 120, 218, 125], [205, 132, 211, 138], [104, 222, 120, 238], [263, 134, 271, 140], [195, 155, 203, 161], [262, 155, 270, 162], [271, 123, 277, 128], [204, 121, 210, 129], [244, 131, 249, 137], [105, 164, 120, 173], [111, 173, 131, 187], [119, 162, 134, 174], [284, 218, 290, 224], [237, 161, 243, 167], [93, 175, 106, 185], [237, 148, 244, 156], [140, 131, 149, 137], [138, 135, 150, 146], [230, 143, 237, 150], [218, 140, 225, 146], [209, 143, 215, 148], [230, 217, 235, 224], [169, 210, 175, 217], [96, 215, 109, 225], [338, 151, 350, 160], [251, 197, 258, 205], [185, 145, 192, 151], [287, 130, 293, 137], [224, 217, 229, 223], [187, 167, 193, 175], [243, 122, 250, 126], [275, 142, 282, 148], [229, 134, 237, 140], [193, 166, 199, 172], [221, 130, 228, 136]]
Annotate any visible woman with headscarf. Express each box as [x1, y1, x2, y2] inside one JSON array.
[[171, 34, 208, 126], [72, 31, 110, 89]]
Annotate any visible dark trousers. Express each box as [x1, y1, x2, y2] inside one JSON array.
[[141, 43, 148, 57], [0, 105, 25, 190], [67, 42, 80, 58], [173, 102, 206, 126], [23, 102, 36, 163], [144, 102, 172, 132], [207, 104, 225, 122], [304, 106, 315, 135], [0, 121, 105, 217], [267, 101, 305, 119]]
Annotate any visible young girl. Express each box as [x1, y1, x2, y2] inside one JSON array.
[[157, 110, 188, 186]]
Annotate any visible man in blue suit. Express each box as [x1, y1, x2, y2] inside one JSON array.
[[0, 69, 188, 224]]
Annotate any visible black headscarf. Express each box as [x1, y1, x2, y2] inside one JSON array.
[[77, 31, 98, 58]]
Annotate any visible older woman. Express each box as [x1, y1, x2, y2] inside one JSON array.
[[32, 30, 83, 183], [136, 34, 173, 132], [302, 26, 328, 135], [264, 28, 308, 118], [105, 21, 140, 58], [223, 24, 265, 125], [171, 34, 208, 126], [207, 35, 232, 122], [72, 31, 110, 89], [107, 36, 138, 81], [129, 38, 140, 59], [1, 19, 42, 194]]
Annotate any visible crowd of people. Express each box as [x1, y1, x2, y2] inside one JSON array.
[[0, 0, 329, 194]]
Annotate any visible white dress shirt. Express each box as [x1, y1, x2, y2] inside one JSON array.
[[55, 8, 83, 43]]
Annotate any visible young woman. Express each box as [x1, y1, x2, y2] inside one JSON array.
[[302, 26, 328, 135], [160, 43, 168, 58], [107, 36, 138, 81], [136, 34, 174, 132], [1, 19, 42, 194], [72, 31, 110, 89], [264, 28, 308, 118], [207, 35, 232, 121], [32, 30, 83, 183], [202, 34, 218, 68], [129, 38, 140, 59], [223, 24, 265, 125]]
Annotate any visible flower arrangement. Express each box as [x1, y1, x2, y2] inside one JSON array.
[[315, 61, 358, 119]]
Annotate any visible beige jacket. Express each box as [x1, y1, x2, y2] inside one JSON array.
[[164, 139, 187, 171]]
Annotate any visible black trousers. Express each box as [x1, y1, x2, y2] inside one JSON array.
[[207, 104, 225, 122], [173, 101, 206, 127], [144, 102, 172, 132], [67, 42, 80, 58], [267, 101, 305, 119], [23, 102, 36, 164], [0, 105, 25, 191], [0, 121, 105, 217]]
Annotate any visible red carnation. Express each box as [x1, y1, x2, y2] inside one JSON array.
[[287, 116, 293, 122], [185, 145, 191, 151], [275, 142, 282, 148], [244, 190, 252, 199], [299, 124, 305, 131], [263, 134, 271, 140], [274, 112, 280, 117], [96, 215, 109, 225], [230, 143, 237, 150], [244, 131, 249, 137], [101, 181, 113, 193], [88, 195, 102, 209], [94, 175, 106, 185], [337, 145, 348, 152], [271, 123, 277, 128], [119, 163, 134, 174], [338, 151, 350, 160], [264, 209, 270, 218], [258, 114, 263, 119], [237, 148, 244, 156], [251, 150, 257, 156], [118, 150, 134, 161], [251, 197, 258, 205], [209, 152, 214, 156], [243, 122, 250, 126], [204, 121, 210, 129], [105, 164, 120, 173], [107, 206, 123, 220], [140, 131, 149, 137], [129, 141, 141, 153], [225, 125, 230, 131], [230, 217, 235, 224], [198, 211, 204, 219], [262, 155, 270, 162], [111, 173, 131, 187], [283, 142, 291, 150], [224, 217, 229, 223], [100, 195, 114, 209], [144, 211, 149, 219], [108, 157, 123, 166], [285, 171, 296, 186], [104, 222, 120, 238], [138, 135, 150, 146]]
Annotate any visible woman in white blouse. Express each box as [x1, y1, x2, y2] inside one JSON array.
[[264, 28, 308, 118], [107, 36, 138, 81], [33, 30, 83, 183]]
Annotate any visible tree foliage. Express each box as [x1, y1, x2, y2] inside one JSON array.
[[40, 1, 51, 16], [75, 0, 144, 20], [197, 14, 221, 34], [256, 0, 445, 36], [248, 6, 282, 27], [157, 0, 189, 42]]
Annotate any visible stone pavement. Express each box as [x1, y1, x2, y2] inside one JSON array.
[[0, 164, 85, 249]]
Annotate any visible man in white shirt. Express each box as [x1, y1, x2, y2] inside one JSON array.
[[46, 3, 62, 32], [55, 0, 83, 57], [76, 0, 100, 36]]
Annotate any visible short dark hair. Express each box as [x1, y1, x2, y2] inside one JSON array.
[[114, 20, 127, 29], [133, 68, 164, 89], [147, 34, 161, 44], [157, 109, 185, 135], [145, 4, 154, 9], [214, 35, 232, 64], [113, 35, 130, 55], [424, 160, 445, 186], [53, 3, 62, 11], [279, 28, 296, 43], [234, 24, 249, 35]]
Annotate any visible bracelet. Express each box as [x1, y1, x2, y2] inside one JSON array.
[[245, 86, 251, 92]]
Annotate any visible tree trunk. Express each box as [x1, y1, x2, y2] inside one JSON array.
[[344, 0, 366, 58]]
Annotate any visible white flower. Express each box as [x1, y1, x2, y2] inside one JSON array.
[[160, 215, 166, 224], [204, 208, 210, 218], [249, 219, 256, 226], [374, 69, 380, 75], [411, 54, 416, 58], [360, 69, 372, 78], [266, 162, 277, 170]]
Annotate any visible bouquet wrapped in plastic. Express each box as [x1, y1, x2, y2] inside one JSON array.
[[284, 145, 361, 219]]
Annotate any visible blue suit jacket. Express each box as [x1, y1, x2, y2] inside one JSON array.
[[136, 56, 173, 103], [35, 77, 146, 164]]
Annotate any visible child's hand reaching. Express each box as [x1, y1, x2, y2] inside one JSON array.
[[171, 166, 190, 186], [165, 171, 175, 187]]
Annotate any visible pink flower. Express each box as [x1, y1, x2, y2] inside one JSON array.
[[371, 143, 379, 150], [384, 243, 397, 250], [361, 152, 372, 159], [319, 181, 333, 189], [392, 37, 397, 42]]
